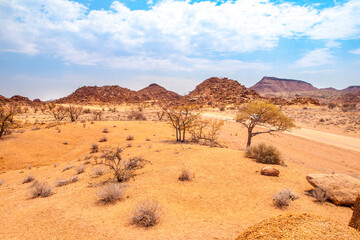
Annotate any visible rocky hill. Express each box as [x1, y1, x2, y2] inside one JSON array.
[[342, 86, 360, 92], [137, 83, 181, 102], [0, 95, 38, 105], [56, 84, 181, 104], [250, 77, 318, 94], [184, 77, 260, 106]]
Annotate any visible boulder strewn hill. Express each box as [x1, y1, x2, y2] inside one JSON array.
[[342, 86, 360, 93], [184, 77, 261, 106], [137, 83, 181, 102], [250, 76, 318, 93]]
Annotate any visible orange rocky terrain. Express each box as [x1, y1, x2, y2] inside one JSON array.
[[0, 111, 360, 239]]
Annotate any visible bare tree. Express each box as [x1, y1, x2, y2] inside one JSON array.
[[190, 118, 224, 146], [0, 104, 19, 138], [162, 104, 201, 142], [67, 105, 83, 122], [50, 105, 67, 121], [236, 100, 295, 148]]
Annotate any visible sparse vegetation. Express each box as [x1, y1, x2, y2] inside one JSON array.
[[102, 128, 109, 133], [126, 135, 134, 141], [90, 144, 99, 153], [29, 181, 52, 198], [273, 189, 298, 208], [178, 169, 193, 181], [55, 178, 69, 187], [50, 104, 67, 121], [162, 104, 201, 142], [75, 165, 86, 174], [22, 174, 35, 184], [131, 200, 161, 228], [70, 175, 79, 183], [190, 118, 224, 147], [97, 183, 126, 203], [99, 136, 107, 142], [246, 143, 283, 165], [67, 105, 83, 122], [92, 166, 107, 176], [0, 104, 19, 138], [127, 111, 147, 121], [96, 147, 150, 182], [236, 100, 295, 148], [62, 165, 74, 172]]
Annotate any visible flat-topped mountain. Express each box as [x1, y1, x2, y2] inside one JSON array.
[[250, 77, 318, 93], [137, 83, 181, 102], [185, 77, 260, 106]]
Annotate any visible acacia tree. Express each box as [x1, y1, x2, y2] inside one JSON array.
[[0, 104, 19, 138], [235, 100, 295, 148], [162, 104, 201, 142]]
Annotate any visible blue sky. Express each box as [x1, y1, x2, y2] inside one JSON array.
[[0, 0, 359, 100]]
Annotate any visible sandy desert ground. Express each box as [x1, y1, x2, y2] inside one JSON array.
[[0, 105, 359, 239]]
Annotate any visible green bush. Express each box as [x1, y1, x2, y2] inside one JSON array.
[[246, 143, 283, 165]]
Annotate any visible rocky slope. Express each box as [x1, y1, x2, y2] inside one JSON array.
[[137, 83, 181, 102], [250, 77, 318, 93], [184, 77, 260, 106]]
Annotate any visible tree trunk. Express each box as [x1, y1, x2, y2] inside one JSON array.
[[349, 194, 360, 231], [176, 128, 179, 142], [246, 128, 253, 148]]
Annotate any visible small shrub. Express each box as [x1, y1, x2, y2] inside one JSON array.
[[131, 200, 161, 228], [70, 175, 79, 183], [126, 135, 134, 141], [178, 169, 193, 181], [127, 143, 132, 148], [99, 136, 107, 142], [312, 187, 328, 203], [62, 165, 74, 172], [246, 143, 283, 165], [146, 138, 151, 141], [127, 111, 146, 121], [55, 178, 69, 187], [91, 144, 99, 153], [273, 189, 298, 208], [75, 165, 86, 174], [22, 174, 35, 184], [319, 118, 325, 123], [30, 181, 52, 198], [92, 166, 107, 176], [102, 128, 109, 133], [63, 141, 68, 145], [97, 183, 126, 203]]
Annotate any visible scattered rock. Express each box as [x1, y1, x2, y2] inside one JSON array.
[[260, 166, 280, 177], [349, 194, 360, 231], [306, 173, 360, 206]]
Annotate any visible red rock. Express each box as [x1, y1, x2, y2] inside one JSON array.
[[260, 166, 280, 177]]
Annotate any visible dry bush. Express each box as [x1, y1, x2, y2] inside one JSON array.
[[62, 165, 74, 172], [273, 189, 298, 208], [55, 178, 69, 187], [312, 187, 328, 203], [96, 147, 150, 182], [92, 166, 107, 176], [92, 111, 103, 121], [102, 128, 109, 133], [0, 104, 20, 138], [30, 181, 52, 198], [127, 111, 147, 121], [126, 135, 134, 141], [83, 108, 91, 114], [91, 144, 99, 153], [190, 118, 224, 146], [50, 105, 67, 121], [131, 200, 162, 228], [246, 143, 283, 165], [70, 175, 79, 183], [67, 106, 83, 122], [97, 183, 126, 203], [155, 111, 165, 121], [178, 169, 193, 181], [75, 165, 86, 174], [22, 174, 35, 184], [99, 136, 107, 142]]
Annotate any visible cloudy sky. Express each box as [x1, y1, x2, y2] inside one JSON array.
[[0, 0, 359, 100]]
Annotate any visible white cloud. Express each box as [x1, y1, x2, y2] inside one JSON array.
[[291, 48, 335, 68], [349, 48, 360, 54], [0, 0, 359, 71]]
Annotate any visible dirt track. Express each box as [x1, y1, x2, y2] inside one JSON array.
[[202, 112, 360, 153]]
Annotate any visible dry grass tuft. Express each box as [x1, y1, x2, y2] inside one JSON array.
[[126, 135, 134, 141], [75, 165, 86, 174], [22, 174, 35, 184], [62, 165, 74, 172], [273, 189, 298, 208], [70, 175, 79, 183], [90, 144, 99, 153], [97, 183, 126, 203], [30, 181, 52, 198], [246, 143, 283, 165], [92, 166, 107, 176], [178, 169, 193, 181], [99, 136, 107, 142], [102, 128, 109, 133], [131, 200, 162, 228], [55, 178, 69, 187]]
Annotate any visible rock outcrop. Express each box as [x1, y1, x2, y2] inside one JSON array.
[[137, 83, 181, 102], [349, 195, 360, 231], [250, 76, 318, 93], [306, 173, 360, 206]]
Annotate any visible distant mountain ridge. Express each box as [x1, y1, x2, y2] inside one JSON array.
[[250, 76, 318, 93]]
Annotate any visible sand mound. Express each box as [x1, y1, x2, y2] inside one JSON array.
[[236, 213, 360, 240]]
